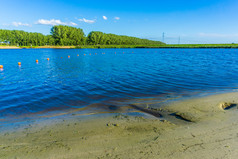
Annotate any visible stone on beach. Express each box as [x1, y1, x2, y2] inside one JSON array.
[[219, 102, 234, 110]]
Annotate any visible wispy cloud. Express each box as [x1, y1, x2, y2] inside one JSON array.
[[78, 18, 96, 24], [11, 22, 31, 27], [114, 17, 120, 20], [199, 33, 238, 38], [103, 16, 107, 20], [68, 22, 77, 26], [36, 19, 77, 26]]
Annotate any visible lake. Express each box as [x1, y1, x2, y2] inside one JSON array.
[[1, 48, 238, 122]]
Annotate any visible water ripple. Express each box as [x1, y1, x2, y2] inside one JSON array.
[[1, 48, 238, 119]]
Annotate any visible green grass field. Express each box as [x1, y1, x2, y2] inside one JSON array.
[[75, 44, 238, 48], [158, 44, 238, 48]]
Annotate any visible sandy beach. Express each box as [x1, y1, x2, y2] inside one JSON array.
[[0, 46, 76, 49], [0, 46, 21, 49], [1, 92, 238, 159]]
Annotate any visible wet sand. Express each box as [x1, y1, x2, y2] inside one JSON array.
[[1, 92, 238, 159]]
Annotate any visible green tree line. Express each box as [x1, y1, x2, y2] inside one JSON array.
[[0, 25, 164, 46], [87, 31, 162, 45]]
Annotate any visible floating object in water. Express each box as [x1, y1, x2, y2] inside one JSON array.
[[77, 54, 79, 56], [95, 53, 97, 55], [36, 59, 38, 63], [89, 53, 91, 55], [84, 54, 86, 56], [47, 58, 50, 61], [68, 55, 70, 58], [18, 62, 21, 65], [0, 65, 3, 69], [61, 57, 62, 58]]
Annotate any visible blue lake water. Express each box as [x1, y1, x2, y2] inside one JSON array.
[[1, 48, 238, 121]]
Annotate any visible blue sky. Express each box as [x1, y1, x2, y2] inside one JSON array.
[[0, 0, 238, 44]]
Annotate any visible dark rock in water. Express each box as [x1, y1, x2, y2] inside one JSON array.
[[219, 102, 236, 110]]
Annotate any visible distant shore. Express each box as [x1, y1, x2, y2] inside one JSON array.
[[1, 44, 238, 49], [0, 46, 75, 49], [1, 92, 238, 158], [0, 46, 21, 49]]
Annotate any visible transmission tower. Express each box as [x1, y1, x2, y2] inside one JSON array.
[[162, 32, 165, 43]]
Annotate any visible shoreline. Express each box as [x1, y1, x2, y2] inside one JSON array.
[[1, 92, 238, 158], [1, 44, 238, 49]]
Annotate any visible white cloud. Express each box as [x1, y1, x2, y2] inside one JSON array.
[[12, 22, 31, 27], [69, 22, 77, 26], [114, 17, 120, 20], [78, 18, 96, 24], [36, 19, 77, 26], [103, 16, 107, 20]]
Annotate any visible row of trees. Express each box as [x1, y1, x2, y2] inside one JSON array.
[[87, 31, 162, 45], [0, 29, 55, 46], [51, 25, 85, 46], [0, 25, 164, 46]]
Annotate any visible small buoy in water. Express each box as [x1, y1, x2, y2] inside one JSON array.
[[36, 59, 38, 63], [77, 54, 79, 56], [89, 53, 91, 55], [61, 57, 62, 58], [18, 62, 21, 65], [84, 54, 86, 56], [68, 55, 70, 58], [47, 58, 50, 61], [95, 53, 97, 55], [0, 65, 3, 69]]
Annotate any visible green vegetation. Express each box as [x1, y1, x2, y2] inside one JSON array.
[[51, 25, 85, 45], [159, 44, 238, 48], [1, 26, 238, 48], [74, 44, 238, 49], [87, 31, 162, 45], [0, 29, 54, 46], [0, 25, 164, 46]]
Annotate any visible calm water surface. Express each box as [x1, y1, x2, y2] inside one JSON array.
[[1, 48, 238, 121]]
